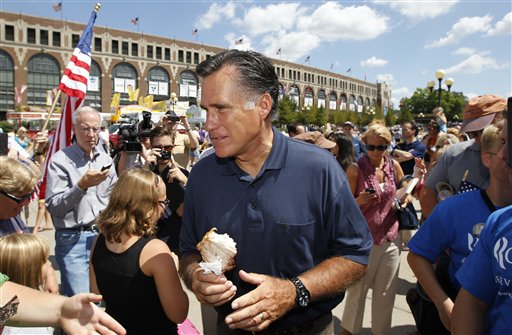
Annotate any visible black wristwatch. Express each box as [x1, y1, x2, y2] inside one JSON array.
[[290, 277, 311, 308]]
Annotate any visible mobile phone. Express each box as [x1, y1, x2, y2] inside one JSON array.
[[101, 164, 112, 172], [364, 187, 376, 194]]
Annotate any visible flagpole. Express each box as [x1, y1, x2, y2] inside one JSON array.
[[40, 2, 101, 134]]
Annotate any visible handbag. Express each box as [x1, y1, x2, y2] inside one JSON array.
[[396, 201, 419, 230], [389, 157, 419, 230]]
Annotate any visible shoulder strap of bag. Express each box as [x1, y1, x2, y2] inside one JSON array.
[[480, 189, 497, 213]]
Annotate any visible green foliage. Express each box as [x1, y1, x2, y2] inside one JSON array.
[[400, 87, 467, 122], [385, 108, 397, 126], [273, 96, 298, 127], [0, 121, 14, 133], [311, 105, 327, 127]]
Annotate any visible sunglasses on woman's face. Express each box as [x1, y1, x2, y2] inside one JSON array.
[[366, 144, 388, 151], [0, 190, 33, 204]]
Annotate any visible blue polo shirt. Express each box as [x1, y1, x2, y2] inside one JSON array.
[[396, 139, 426, 175], [180, 128, 372, 331]]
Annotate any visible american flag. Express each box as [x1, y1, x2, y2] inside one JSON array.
[[192, 28, 198, 35], [346, 68, 352, 73], [234, 38, 243, 45], [304, 56, 310, 63], [457, 170, 480, 194], [131, 17, 139, 25], [52, 2, 62, 12], [39, 9, 98, 199], [276, 48, 281, 55]]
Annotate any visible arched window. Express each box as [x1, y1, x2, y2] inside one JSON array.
[[357, 97, 363, 113], [112, 62, 137, 105], [304, 86, 314, 107], [288, 84, 300, 110], [0, 50, 15, 118], [278, 83, 285, 100], [340, 94, 347, 111], [147, 66, 169, 101], [365, 97, 371, 107], [329, 91, 337, 111], [84, 60, 102, 109], [178, 70, 198, 99], [317, 89, 326, 108], [349, 95, 355, 111], [27, 54, 60, 107]]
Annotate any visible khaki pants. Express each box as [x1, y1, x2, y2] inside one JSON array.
[[341, 237, 402, 335]]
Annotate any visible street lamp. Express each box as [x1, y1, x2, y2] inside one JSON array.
[[426, 80, 435, 93], [445, 78, 454, 92], [435, 69, 446, 107], [170, 92, 178, 112]]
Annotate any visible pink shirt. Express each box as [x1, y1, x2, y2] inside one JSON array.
[[356, 156, 399, 245]]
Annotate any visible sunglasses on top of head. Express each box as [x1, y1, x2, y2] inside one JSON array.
[[366, 144, 388, 151], [0, 190, 34, 204]]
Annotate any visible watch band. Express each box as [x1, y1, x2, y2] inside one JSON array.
[[290, 276, 311, 308]]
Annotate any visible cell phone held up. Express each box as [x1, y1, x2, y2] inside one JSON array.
[[101, 164, 112, 172], [364, 187, 376, 194]]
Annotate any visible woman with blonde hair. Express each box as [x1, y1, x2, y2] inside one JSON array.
[[90, 168, 188, 335], [0, 156, 39, 236], [0, 233, 59, 334], [14, 127, 31, 151], [341, 123, 410, 335]]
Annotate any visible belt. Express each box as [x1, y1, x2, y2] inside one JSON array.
[[58, 224, 99, 233], [255, 313, 332, 335]]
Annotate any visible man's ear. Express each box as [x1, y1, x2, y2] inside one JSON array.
[[258, 93, 273, 120]]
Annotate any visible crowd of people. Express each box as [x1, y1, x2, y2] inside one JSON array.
[[1, 49, 510, 335]]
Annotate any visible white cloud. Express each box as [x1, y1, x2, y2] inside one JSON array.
[[487, 12, 512, 36], [377, 73, 394, 82], [425, 15, 493, 48], [452, 47, 476, 55], [298, 3, 389, 42], [360, 56, 388, 68], [445, 54, 509, 74], [197, 2, 236, 30], [261, 31, 320, 62], [465, 92, 479, 100], [236, 3, 303, 36], [379, 0, 457, 21]]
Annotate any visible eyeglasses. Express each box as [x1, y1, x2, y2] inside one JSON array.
[[366, 144, 388, 151], [79, 126, 100, 134], [0, 190, 33, 204], [153, 145, 174, 151], [159, 199, 170, 207]]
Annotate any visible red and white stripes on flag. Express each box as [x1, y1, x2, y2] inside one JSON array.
[[39, 9, 98, 199]]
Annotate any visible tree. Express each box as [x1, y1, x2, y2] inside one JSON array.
[[312, 105, 327, 127], [273, 96, 297, 128], [400, 87, 467, 122], [385, 108, 397, 126]]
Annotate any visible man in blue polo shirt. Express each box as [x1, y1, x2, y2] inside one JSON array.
[[392, 121, 426, 175], [179, 50, 372, 334]]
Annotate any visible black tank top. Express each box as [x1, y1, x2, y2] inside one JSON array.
[[92, 234, 178, 335]]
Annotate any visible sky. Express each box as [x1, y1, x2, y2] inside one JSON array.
[[1, 0, 511, 108]]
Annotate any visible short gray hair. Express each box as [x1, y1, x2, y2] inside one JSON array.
[[72, 106, 101, 125]]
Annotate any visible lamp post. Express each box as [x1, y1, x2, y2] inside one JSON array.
[[426, 80, 435, 93], [435, 69, 445, 107], [445, 77, 454, 92], [170, 92, 178, 112]]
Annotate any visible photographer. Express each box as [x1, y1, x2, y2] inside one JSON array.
[[161, 110, 199, 170], [115, 111, 154, 172], [148, 126, 189, 255]]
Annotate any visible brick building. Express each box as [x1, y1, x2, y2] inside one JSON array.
[[0, 11, 392, 122]]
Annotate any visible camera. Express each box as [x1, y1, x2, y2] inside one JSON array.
[[118, 111, 154, 153], [165, 110, 180, 123], [159, 150, 172, 160]]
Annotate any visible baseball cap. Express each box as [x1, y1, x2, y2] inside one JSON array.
[[294, 131, 336, 149], [343, 121, 355, 129], [461, 95, 506, 132]]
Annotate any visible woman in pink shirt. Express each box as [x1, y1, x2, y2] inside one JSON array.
[[341, 123, 407, 335]]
